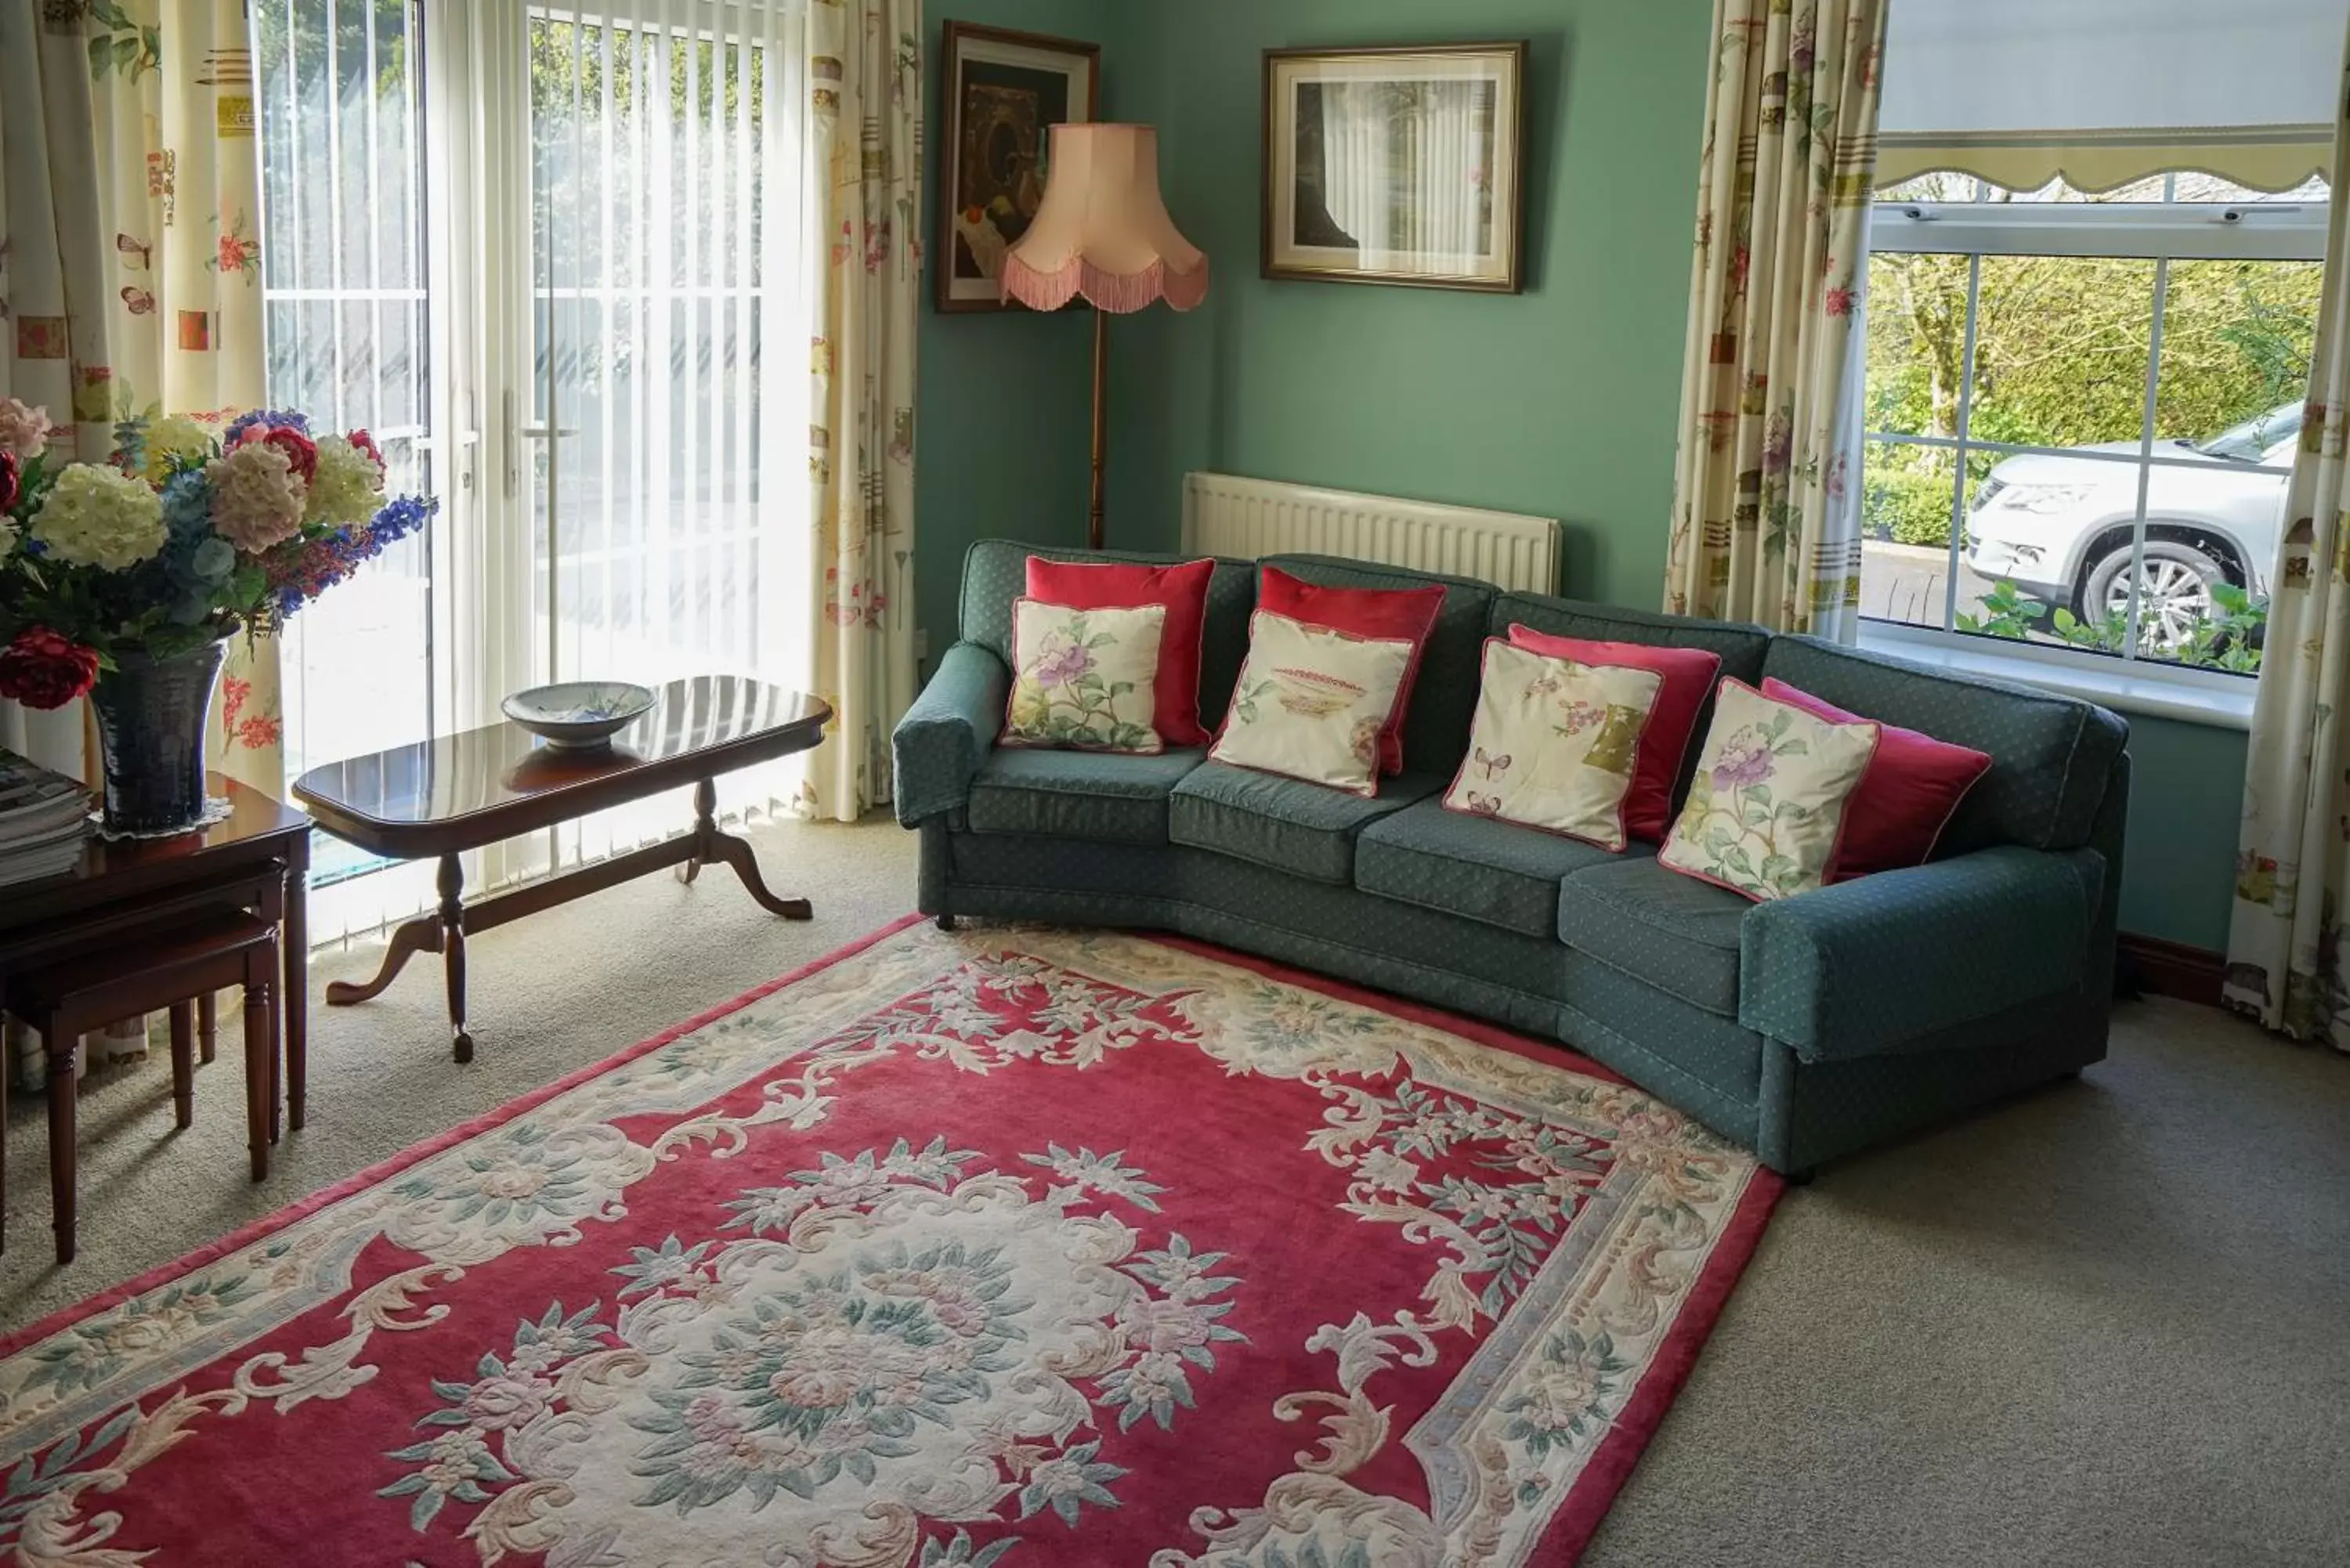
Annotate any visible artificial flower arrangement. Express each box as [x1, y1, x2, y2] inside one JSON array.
[[0, 399, 433, 710]]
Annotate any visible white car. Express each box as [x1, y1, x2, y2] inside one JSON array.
[[1964, 403, 2295, 649]]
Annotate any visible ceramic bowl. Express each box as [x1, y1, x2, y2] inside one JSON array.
[[501, 681, 657, 750]]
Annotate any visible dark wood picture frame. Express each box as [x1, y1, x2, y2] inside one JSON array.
[[1262, 42, 1529, 294], [935, 20, 1101, 314]]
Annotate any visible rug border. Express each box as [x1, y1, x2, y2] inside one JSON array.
[[0, 912, 928, 1362], [1143, 930, 1785, 1565]]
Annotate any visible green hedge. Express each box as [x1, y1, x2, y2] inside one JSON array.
[[1863, 466, 1959, 547]]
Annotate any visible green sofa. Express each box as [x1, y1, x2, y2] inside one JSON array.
[[891, 541, 2131, 1175]]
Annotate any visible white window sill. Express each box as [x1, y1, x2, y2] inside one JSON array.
[[1855, 627, 2255, 732]]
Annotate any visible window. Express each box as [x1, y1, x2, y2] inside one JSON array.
[[1858, 172, 2325, 681]]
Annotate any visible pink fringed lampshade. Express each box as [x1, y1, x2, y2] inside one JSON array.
[[1000, 124, 1209, 313]]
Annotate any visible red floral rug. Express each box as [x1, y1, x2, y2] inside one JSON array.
[[0, 918, 1778, 1566]]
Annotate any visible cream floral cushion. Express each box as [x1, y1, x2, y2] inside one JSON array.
[[1210, 611, 1415, 797], [1660, 678, 1881, 901], [1444, 641, 1665, 851], [1002, 598, 1166, 753]]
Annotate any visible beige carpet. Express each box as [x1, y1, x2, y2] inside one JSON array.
[[3, 815, 2346, 1566]]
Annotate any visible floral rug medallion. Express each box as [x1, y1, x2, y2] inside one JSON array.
[[0, 920, 1778, 1566]]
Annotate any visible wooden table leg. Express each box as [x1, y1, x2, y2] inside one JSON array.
[[284, 838, 308, 1132], [258, 873, 284, 1146], [439, 854, 473, 1064], [243, 951, 273, 1183], [197, 991, 216, 1064], [169, 1003, 194, 1129], [47, 1028, 76, 1265], [691, 777, 813, 921]]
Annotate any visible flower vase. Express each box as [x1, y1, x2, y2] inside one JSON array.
[[88, 639, 227, 835]]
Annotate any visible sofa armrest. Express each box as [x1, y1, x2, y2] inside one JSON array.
[[891, 641, 1009, 828], [1739, 846, 2106, 1060]]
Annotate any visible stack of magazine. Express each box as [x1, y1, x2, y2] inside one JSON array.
[[0, 749, 92, 887]]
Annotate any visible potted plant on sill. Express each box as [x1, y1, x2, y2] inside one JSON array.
[[0, 399, 432, 834]]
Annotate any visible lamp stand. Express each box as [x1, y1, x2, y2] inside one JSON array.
[[1089, 308, 1109, 551]]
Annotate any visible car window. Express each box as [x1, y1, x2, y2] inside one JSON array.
[[2202, 403, 2304, 461]]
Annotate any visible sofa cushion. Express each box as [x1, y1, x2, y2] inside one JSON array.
[[967, 747, 1206, 845], [1556, 855, 1749, 1017], [1260, 555, 1495, 778], [1170, 761, 1441, 883], [1495, 592, 1772, 685], [960, 540, 1258, 729], [1358, 798, 1632, 938], [1761, 635, 2128, 854]]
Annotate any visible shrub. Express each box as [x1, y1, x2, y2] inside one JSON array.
[[1863, 466, 1958, 547]]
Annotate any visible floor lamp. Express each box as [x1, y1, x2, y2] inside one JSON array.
[[999, 124, 1209, 551]]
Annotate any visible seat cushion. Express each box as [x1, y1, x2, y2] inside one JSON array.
[[1556, 855, 1749, 1017], [1357, 799, 1632, 938], [1170, 761, 1441, 883], [967, 747, 1207, 845]]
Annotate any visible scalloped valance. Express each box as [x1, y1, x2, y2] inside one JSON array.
[[1879, 0, 2345, 194]]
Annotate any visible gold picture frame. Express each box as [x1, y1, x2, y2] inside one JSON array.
[[936, 21, 1101, 313], [1263, 42, 1528, 294]]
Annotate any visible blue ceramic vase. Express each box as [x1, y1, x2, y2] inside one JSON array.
[[88, 638, 227, 835]]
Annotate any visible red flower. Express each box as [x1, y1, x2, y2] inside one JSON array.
[[0, 449, 17, 514], [345, 428, 385, 470], [0, 628, 102, 710], [233, 422, 318, 482], [1824, 284, 1855, 317]]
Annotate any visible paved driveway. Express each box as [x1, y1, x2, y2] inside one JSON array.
[[1861, 540, 2001, 626]]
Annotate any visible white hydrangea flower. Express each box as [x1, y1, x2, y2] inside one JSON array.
[[304, 434, 387, 526], [137, 414, 217, 483], [31, 463, 167, 570]]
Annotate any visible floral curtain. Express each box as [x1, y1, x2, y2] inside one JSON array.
[[0, 0, 280, 795], [1, 0, 272, 1084], [1662, 0, 1886, 637], [797, 0, 921, 821], [2225, 72, 2350, 1050]]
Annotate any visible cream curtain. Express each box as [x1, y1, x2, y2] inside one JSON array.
[[2224, 43, 2350, 1050], [798, 0, 920, 820], [1664, 0, 1886, 637], [1320, 81, 1487, 268], [0, 0, 282, 795], [0, 0, 273, 1084]]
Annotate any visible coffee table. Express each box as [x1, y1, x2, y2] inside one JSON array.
[[291, 676, 830, 1063]]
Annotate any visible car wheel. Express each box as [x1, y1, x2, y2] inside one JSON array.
[[2082, 540, 2230, 656]]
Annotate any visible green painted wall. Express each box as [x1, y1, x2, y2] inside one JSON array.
[[911, 0, 2250, 952], [1099, 0, 1714, 606], [2120, 717, 2245, 950], [916, 2, 1147, 659]]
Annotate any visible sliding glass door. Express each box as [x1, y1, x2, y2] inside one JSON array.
[[255, 0, 813, 923]]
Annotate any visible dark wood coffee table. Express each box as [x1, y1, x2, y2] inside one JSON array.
[[291, 676, 830, 1064]]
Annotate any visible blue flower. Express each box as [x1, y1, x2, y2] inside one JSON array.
[[222, 407, 312, 443], [159, 469, 215, 544], [190, 537, 237, 583]]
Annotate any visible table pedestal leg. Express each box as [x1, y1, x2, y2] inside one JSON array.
[[689, 778, 813, 921], [438, 854, 472, 1064]]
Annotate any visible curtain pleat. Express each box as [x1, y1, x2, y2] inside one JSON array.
[[1663, 0, 1886, 638], [2224, 20, 2350, 1049]]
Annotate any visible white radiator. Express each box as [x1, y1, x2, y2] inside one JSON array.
[[1180, 471, 1563, 594]]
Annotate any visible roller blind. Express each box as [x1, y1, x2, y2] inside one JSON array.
[[1878, 0, 2347, 193]]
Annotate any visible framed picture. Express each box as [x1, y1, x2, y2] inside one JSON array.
[[1264, 42, 1528, 293], [936, 21, 1100, 313]]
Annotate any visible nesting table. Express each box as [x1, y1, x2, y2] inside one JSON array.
[[291, 676, 830, 1063]]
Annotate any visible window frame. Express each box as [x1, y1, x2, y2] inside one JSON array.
[[1857, 183, 2328, 697]]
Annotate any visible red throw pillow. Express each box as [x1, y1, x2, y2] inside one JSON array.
[[1508, 624, 1723, 844], [1259, 566, 1445, 775], [1762, 677, 1994, 880], [1026, 556, 1217, 747]]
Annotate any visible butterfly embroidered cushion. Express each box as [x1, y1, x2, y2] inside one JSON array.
[[1257, 566, 1446, 776], [1761, 677, 1994, 880], [1001, 598, 1167, 754], [1444, 640, 1666, 851], [1026, 556, 1217, 746], [1209, 610, 1416, 797], [1659, 678, 1882, 902], [1507, 624, 1723, 843]]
